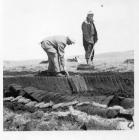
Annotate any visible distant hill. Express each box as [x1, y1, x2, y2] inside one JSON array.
[[66, 50, 134, 62], [95, 50, 134, 58]]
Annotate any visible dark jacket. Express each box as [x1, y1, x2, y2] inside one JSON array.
[[82, 20, 98, 44]]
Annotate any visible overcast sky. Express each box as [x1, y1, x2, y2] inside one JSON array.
[[2, 0, 137, 60]]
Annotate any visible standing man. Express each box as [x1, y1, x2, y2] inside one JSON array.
[[82, 11, 98, 64], [40, 35, 75, 77]]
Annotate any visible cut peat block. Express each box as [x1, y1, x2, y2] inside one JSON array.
[[77, 64, 95, 71]]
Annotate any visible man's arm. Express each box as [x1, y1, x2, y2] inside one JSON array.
[[93, 23, 98, 43], [59, 55, 65, 70], [57, 44, 65, 71], [57, 43, 70, 76]]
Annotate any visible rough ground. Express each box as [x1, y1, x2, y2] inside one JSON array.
[[3, 50, 134, 130]]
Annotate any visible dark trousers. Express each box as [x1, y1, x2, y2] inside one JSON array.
[[83, 37, 95, 60]]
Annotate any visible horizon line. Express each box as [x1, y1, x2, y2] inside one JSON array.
[[3, 50, 134, 62]]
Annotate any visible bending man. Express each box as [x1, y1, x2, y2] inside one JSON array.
[[40, 35, 75, 76]]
